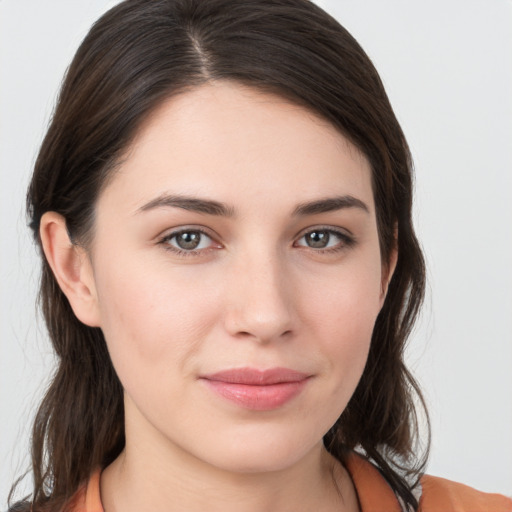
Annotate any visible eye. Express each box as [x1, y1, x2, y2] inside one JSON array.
[[159, 228, 220, 255], [295, 228, 354, 252]]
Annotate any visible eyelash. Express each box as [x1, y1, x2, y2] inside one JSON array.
[[158, 227, 356, 258], [294, 227, 356, 254], [158, 228, 218, 258]]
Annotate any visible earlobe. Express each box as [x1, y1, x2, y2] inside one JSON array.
[[39, 212, 101, 327]]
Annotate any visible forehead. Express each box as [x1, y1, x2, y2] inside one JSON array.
[[98, 81, 374, 215]]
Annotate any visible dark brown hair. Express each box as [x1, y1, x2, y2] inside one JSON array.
[[11, 0, 429, 510]]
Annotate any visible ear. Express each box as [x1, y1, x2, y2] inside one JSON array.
[[379, 229, 398, 306], [40, 212, 101, 327]]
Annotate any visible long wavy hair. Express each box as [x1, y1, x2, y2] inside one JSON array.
[[10, 0, 429, 510]]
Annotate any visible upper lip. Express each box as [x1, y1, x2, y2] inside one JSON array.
[[201, 367, 310, 385]]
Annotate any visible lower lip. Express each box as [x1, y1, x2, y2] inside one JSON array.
[[202, 379, 308, 411]]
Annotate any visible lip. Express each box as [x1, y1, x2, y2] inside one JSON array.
[[200, 367, 310, 411]]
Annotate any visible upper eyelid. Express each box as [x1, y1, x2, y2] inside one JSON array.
[[294, 225, 354, 240], [158, 225, 218, 241]]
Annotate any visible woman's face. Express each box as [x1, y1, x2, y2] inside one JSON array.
[[85, 82, 391, 473]]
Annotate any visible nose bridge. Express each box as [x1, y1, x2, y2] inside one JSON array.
[[224, 244, 294, 342]]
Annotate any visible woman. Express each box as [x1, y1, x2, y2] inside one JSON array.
[[7, 0, 512, 511]]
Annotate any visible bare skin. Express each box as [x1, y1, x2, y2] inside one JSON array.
[[101, 441, 360, 512]]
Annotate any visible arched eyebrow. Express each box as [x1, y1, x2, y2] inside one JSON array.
[[137, 194, 235, 217], [136, 194, 369, 217], [292, 195, 369, 216]]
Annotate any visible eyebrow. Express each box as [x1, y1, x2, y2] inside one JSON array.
[[137, 194, 235, 217], [292, 195, 369, 216], [137, 193, 369, 217]]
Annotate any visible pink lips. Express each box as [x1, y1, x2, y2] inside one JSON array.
[[200, 367, 309, 411]]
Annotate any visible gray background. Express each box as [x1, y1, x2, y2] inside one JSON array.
[[1, 0, 511, 504]]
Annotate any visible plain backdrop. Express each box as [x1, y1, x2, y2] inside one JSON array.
[[1, 0, 511, 505]]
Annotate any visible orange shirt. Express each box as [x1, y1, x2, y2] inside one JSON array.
[[344, 452, 512, 512], [68, 453, 512, 512]]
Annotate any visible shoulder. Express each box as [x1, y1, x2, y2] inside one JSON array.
[[419, 474, 512, 512], [344, 451, 512, 512]]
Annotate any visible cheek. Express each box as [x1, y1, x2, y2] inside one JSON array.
[[300, 256, 383, 384], [92, 255, 222, 380], [304, 256, 383, 337]]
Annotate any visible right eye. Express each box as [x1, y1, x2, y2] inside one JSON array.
[[159, 229, 220, 256], [294, 227, 356, 253]]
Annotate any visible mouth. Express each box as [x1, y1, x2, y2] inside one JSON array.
[[200, 367, 310, 411]]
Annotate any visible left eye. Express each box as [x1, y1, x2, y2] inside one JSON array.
[[295, 229, 348, 250], [163, 230, 214, 251]]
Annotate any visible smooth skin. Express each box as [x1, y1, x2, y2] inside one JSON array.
[[41, 81, 397, 512]]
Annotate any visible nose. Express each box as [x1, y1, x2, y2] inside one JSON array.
[[223, 251, 295, 343]]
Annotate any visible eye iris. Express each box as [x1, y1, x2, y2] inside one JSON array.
[[306, 230, 329, 248], [176, 231, 201, 250]]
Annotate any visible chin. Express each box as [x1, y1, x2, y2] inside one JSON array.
[[196, 427, 322, 475]]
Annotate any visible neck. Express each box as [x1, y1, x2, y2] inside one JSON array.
[[100, 431, 359, 512]]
